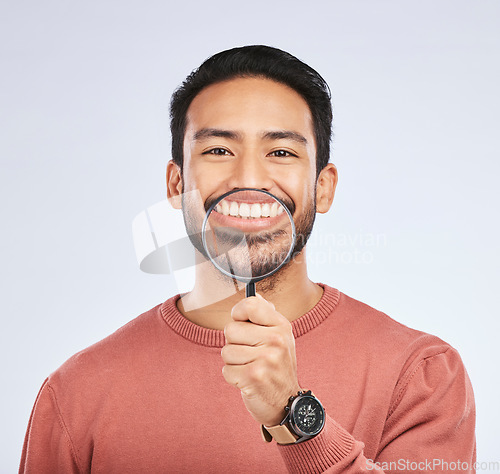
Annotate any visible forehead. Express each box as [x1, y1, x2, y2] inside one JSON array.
[[184, 77, 315, 140]]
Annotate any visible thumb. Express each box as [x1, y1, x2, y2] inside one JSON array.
[[255, 292, 275, 310]]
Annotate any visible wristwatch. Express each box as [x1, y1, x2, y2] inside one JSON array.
[[261, 390, 326, 445]]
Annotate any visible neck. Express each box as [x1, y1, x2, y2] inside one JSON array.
[[176, 247, 323, 330]]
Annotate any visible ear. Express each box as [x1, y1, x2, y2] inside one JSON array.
[[315, 163, 338, 214], [166, 160, 183, 209]]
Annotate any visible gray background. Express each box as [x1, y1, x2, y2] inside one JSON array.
[[1, 0, 499, 471]]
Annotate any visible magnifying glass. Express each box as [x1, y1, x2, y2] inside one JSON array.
[[201, 188, 296, 297]]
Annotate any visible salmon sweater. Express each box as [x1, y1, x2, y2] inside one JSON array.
[[19, 284, 476, 473]]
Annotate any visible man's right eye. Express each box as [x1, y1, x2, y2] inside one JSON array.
[[203, 148, 231, 156]]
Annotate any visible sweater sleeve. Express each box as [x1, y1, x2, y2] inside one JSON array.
[[19, 378, 82, 474], [276, 345, 476, 473]]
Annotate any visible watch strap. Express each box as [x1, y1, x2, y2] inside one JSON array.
[[261, 423, 298, 444]]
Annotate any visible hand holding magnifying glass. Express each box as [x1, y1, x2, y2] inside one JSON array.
[[203, 188, 303, 427]]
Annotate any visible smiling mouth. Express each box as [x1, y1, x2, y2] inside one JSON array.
[[214, 199, 285, 219]]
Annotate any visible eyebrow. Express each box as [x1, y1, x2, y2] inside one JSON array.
[[262, 130, 308, 145], [193, 128, 243, 142], [192, 128, 308, 145]]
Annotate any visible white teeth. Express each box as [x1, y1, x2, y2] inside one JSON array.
[[216, 199, 285, 219], [239, 202, 250, 217], [250, 203, 261, 218], [221, 200, 230, 216], [229, 201, 239, 216]]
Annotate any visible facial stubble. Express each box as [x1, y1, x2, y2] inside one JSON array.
[[180, 176, 317, 289]]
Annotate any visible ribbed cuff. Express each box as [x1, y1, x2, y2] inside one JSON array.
[[277, 416, 355, 474]]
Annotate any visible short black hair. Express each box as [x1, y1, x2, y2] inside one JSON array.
[[169, 45, 333, 177]]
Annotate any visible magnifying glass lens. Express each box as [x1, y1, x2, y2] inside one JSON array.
[[202, 189, 296, 289]]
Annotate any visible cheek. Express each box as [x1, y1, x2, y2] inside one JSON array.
[[277, 167, 315, 209], [184, 156, 236, 190], [181, 158, 209, 192], [181, 161, 231, 203]]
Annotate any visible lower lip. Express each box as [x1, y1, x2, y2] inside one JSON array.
[[208, 210, 289, 232]]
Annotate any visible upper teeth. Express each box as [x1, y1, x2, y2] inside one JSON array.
[[215, 200, 284, 218]]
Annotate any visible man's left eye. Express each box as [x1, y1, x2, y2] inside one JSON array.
[[269, 150, 295, 158]]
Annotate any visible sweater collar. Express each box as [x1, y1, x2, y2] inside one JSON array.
[[160, 283, 340, 348]]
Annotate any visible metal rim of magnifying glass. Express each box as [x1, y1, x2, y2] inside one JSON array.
[[201, 188, 297, 284]]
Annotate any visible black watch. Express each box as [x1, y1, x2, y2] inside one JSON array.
[[261, 390, 326, 445]]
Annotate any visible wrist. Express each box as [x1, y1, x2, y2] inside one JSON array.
[[263, 385, 302, 427]]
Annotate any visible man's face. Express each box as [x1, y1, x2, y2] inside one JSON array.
[[180, 76, 319, 277]]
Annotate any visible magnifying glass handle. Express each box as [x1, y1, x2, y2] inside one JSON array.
[[246, 282, 256, 298]]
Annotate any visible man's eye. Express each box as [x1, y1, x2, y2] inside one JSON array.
[[269, 150, 296, 158], [204, 148, 231, 156]]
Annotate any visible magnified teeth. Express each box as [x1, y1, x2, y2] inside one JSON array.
[[229, 201, 239, 216], [215, 199, 287, 219], [239, 203, 250, 217], [250, 203, 261, 218], [221, 200, 230, 215]]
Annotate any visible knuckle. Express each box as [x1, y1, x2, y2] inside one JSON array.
[[249, 363, 265, 383], [224, 323, 236, 340], [264, 349, 280, 367], [268, 331, 285, 347], [222, 365, 236, 385], [220, 345, 230, 360]]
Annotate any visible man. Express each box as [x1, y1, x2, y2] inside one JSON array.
[[20, 45, 476, 473]]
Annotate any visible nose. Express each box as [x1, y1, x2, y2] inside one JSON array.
[[227, 152, 274, 191]]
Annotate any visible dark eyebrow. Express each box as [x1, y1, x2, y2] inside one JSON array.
[[262, 130, 308, 145], [193, 128, 243, 142], [192, 128, 308, 145]]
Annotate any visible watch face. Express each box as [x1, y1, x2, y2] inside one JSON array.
[[291, 395, 325, 436]]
